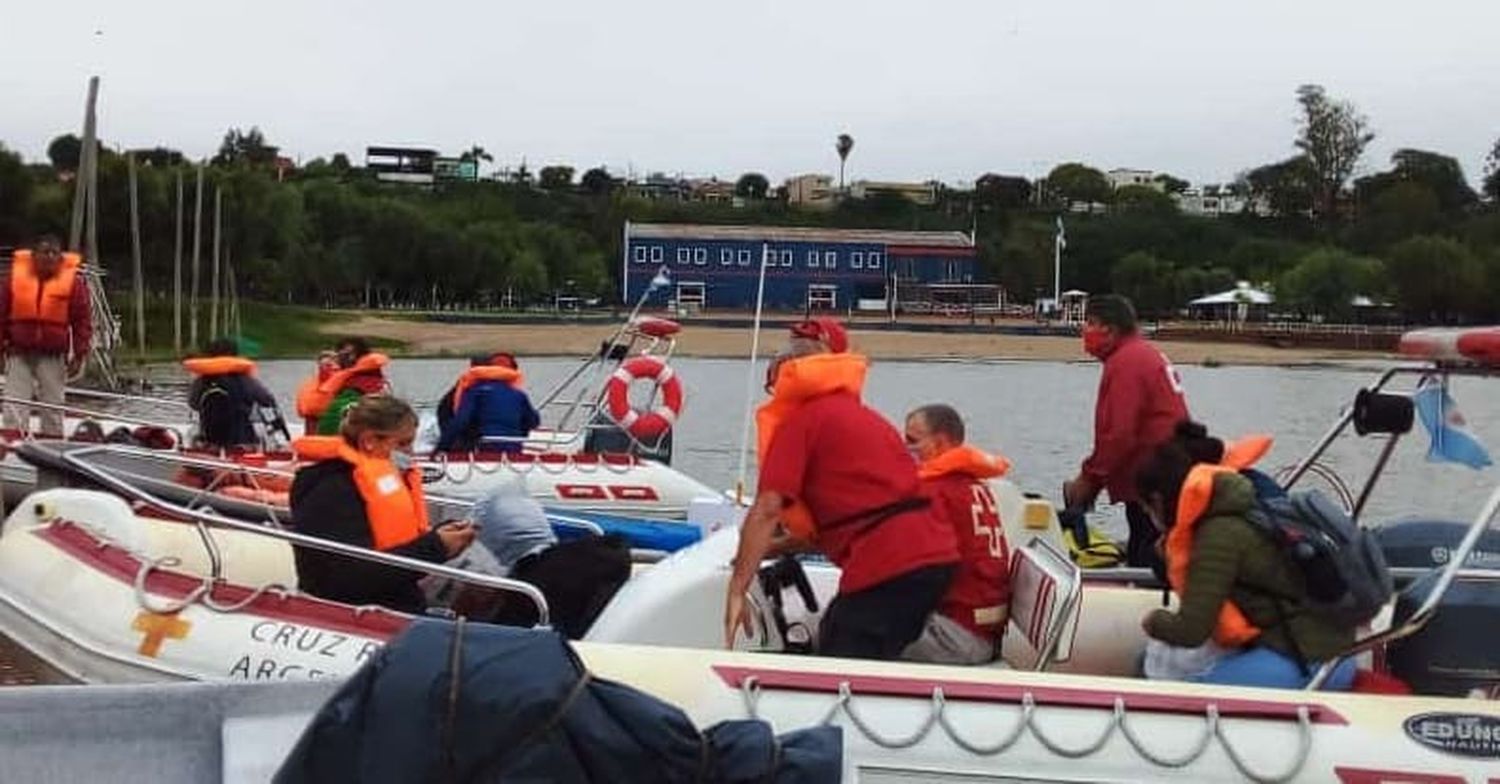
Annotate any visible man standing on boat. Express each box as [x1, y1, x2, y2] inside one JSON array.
[[1063, 294, 1188, 568], [725, 318, 959, 660], [0, 235, 92, 437]]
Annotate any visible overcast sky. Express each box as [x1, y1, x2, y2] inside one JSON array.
[[4, 1, 1497, 187]]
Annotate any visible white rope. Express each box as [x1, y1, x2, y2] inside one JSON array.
[[1215, 705, 1313, 784], [744, 682, 1314, 781], [134, 555, 291, 615]]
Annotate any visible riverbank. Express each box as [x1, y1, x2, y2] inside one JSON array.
[[326, 315, 1389, 365]]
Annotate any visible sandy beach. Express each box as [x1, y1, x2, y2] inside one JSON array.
[[329, 316, 1387, 366]]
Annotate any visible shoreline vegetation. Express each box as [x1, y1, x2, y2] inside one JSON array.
[[127, 300, 1390, 367]]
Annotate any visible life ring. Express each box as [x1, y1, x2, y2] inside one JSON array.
[[604, 356, 684, 440]]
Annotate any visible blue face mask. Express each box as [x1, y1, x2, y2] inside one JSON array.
[[391, 451, 414, 472]]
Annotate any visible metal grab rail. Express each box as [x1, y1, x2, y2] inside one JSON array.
[[54, 444, 551, 627], [1306, 481, 1500, 690], [0, 394, 189, 442], [55, 386, 193, 411]]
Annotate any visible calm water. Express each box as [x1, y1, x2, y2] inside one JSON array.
[[237, 356, 1500, 526]]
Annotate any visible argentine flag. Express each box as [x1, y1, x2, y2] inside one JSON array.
[[1413, 376, 1493, 470]]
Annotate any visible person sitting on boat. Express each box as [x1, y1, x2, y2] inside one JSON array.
[[460, 477, 631, 638], [726, 317, 960, 661], [436, 352, 539, 454], [435, 354, 492, 435], [290, 395, 476, 614], [294, 350, 340, 434], [312, 338, 391, 435], [900, 404, 1012, 665], [184, 338, 282, 450], [1063, 294, 1189, 570], [1134, 430, 1357, 690]]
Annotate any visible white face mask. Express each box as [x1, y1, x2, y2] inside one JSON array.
[[391, 451, 414, 472]]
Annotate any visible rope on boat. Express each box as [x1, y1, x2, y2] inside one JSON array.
[[738, 678, 1314, 782], [132, 554, 291, 616]]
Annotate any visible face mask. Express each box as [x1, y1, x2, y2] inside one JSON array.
[[391, 451, 414, 472], [1082, 325, 1112, 358]]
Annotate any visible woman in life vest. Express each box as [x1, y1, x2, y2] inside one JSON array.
[[294, 350, 341, 434], [1135, 421, 1356, 690], [436, 352, 539, 454], [312, 337, 392, 436], [290, 395, 476, 613], [184, 338, 281, 450]]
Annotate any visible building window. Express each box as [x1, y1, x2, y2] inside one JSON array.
[[738, 249, 750, 266], [651, 246, 663, 263], [807, 284, 837, 310], [694, 248, 707, 265], [720, 249, 733, 265], [868, 252, 882, 269], [763, 248, 776, 267], [824, 251, 837, 269], [807, 250, 819, 268], [633, 246, 647, 263], [677, 248, 689, 265], [851, 251, 863, 269], [780, 250, 793, 267]]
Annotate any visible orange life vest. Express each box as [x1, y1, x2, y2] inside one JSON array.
[[754, 352, 869, 541], [182, 356, 257, 377], [292, 436, 430, 551], [302, 353, 391, 415], [10, 250, 82, 326], [918, 444, 1011, 481], [451, 365, 524, 409], [1162, 434, 1275, 647]]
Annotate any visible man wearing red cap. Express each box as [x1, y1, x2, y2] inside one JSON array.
[[726, 319, 960, 660]]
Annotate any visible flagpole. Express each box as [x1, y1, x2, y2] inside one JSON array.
[[1053, 216, 1064, 316], [734, 242, 772, 505]]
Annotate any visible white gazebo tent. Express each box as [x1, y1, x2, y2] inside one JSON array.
[[1188, 282, 1272, 322]]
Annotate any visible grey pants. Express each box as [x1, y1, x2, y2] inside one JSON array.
[[901, 611, 1003, 666], [4, 353, 67, 437]]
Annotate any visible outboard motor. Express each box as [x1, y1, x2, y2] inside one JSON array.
[[1377, 520, 1500, 697]]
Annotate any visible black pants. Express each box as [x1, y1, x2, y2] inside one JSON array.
[[818, 564, 956, 660], [488, 534, 632, 638], [1125, 501, 1165, 572]]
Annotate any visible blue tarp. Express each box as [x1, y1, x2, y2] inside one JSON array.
[[275, 620, 841, 783], [549, 509, 702, 552]]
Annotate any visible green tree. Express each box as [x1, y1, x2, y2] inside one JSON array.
[[835, 133, 854, 190], [1153, 173, 1191, 195], [1045, 163, 1111, 209], [735, 172, 770, 200], [1110, 251, 1173, 316], [330, 153, 352, 173], [1294, 84, 1374, 223], [974, 173, 1031, 210], [1112, 185, 1177, 215], [581, 167, 613, 195], [1242, 156, 1315, 218], [538, 165, 575, 190], [1353, 181, 1442, 250], [0, 143, 34, 246], [1483, 137, 1500, 204], [1386, 235, 1485, 323], [46, 134, 85, 172], [460, 146, 494, 167], [1276, 248, 1384, 321], [134, 147, 185, 168], [213, 127, 279, 167]]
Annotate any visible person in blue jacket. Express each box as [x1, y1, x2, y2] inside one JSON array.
[[436, 353, 541, 454]]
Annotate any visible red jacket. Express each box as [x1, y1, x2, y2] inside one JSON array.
[[0, 263, 92, 356], [1082, 333, 1188, 503], [923, 471, 1010, 640]]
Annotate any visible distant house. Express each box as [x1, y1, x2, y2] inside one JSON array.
[[365, 146, 437, 185], [1106, 168, 1161, 191], [1174, 186, 1271, 217], [784, 174, 835, 209], [1188, 283, 1273, 321], [849, 180, 938, 206]]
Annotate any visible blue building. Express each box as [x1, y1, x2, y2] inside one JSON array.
[[622, 222, 977, 311]]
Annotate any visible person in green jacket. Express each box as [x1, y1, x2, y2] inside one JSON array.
[[315, 338, 392, 435], [1134, 424, 1357, 690]]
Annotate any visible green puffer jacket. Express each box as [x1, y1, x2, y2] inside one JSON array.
[[315, 388, 364, 435], [1145, 471, 1355, 662]]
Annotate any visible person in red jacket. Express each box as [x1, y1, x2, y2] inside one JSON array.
[[1, 236, 93, 437], [1063, 294, 1188, 568], [901, 404, 1012, 664]]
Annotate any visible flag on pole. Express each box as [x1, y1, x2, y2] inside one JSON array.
[[647, 265, 671, 292], [1056, 216, 1067, 250], [1414, 375, 1493, 469]]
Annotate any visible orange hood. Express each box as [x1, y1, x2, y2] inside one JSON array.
[[918, 444, 1011, 481]]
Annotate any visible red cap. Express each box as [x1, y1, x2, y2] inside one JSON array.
[[488, 352, 518, 370], [790, 317, 848, 353]]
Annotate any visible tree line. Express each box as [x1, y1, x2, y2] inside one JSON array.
[[0, 84, 1498, 322]]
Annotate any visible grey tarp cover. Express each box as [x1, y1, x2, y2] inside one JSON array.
[[275, 619, 842, 783]]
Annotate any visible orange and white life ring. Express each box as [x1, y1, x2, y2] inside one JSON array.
[[604, 356, 684, 441]]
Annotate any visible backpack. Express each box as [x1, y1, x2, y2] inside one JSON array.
[[1244, 487, 1395, 628], [195, 378, 245, 447]]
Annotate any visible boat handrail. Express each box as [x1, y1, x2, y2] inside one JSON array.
[[1305, 479, 1500, 690], [0, 395, 189, 445], [58, 386, 193, 412], [53, 444, 552, 627]]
